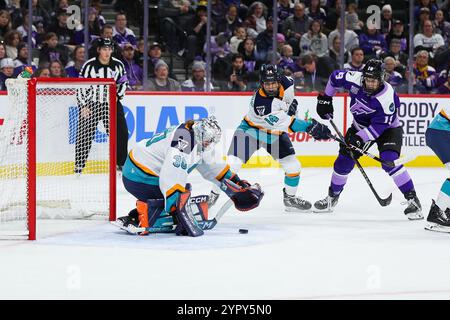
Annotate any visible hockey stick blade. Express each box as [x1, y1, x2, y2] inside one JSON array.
[[198, 199, 233, 230]]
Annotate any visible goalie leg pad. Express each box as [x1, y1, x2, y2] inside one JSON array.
[[174, 189, 204, 237]]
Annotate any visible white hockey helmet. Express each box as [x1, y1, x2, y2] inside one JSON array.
[[192, 115, 222, 153]]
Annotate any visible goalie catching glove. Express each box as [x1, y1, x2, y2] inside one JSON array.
[[220, 178, 264, 211]]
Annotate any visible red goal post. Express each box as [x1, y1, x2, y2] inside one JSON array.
[[0, 78, 117, 240]]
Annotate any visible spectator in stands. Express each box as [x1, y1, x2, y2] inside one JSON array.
[[13, 42, 36, 76], [380, 39, 408, 76], [0, 41, 6, 62], [380, 4, 393, 37], [48, 8, 75, 49], [386, 20, 408, 53], [279, 44, 298, 75], [328, 36, 349, 67], [74, 7, 102, 46], [181, 60, 213, 91], [416, 7, 432, 33], [4, 30, 21, 60], [206, 32, 231, 64], [283, 2, 312, 57], [244, 1, 267, 38], [121, 42, 143, 90], [230, 26, 247, 54], [38, 32, 69, 67], [305, 0, 327, 31], [414, 0, 438, 21], [383, 56, 406, 93], [185, 4, 216, 64], [211, 0, 228, 26], [299, 54, 336, 92], [216, 4, 242, 38], [17, 10, 38, 48], [49, 0, 69, 25], [49, 60, 66, 78], [300, 20, 328, 58], [89, 25, 121, 59], [328, 17, 358, 53], [359, 26, 387, 59], [148, 60, 181, 91], [112, 13, 137, 47], [414, 19, 445, 58], [437, 70, 450, 94], [413, 50, 437, 93], [238, 37, 261, 74], [433, 10, 450, 44], [0, 57, 14, 90], [255, 15, 274, 61], [343, 47, 365, 71], [0, 10, 11, 39], [345, 2, 363, 33], [32, 66, 50, 78], [226, 53, 249, 91], [277, 0, 293, 33], [65, 45, 85, 78], [145, 41, 176, 80], [325, 0, 342, 32], [28, 0, 51, 29], [90, 0, 106, 27]]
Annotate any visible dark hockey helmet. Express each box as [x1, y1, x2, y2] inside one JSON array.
[[97, 37, 114, 49], [259, 64, 281, 96], [361, 59, 385, 96]]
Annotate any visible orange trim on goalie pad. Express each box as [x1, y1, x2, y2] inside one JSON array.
[[215, 164, 231, 181], [177, 191, 191, 211], [129, 151, 158, 177], [199, 201, 209, 220], [166, 184, 186, 198], [136, 200, 149, 228], [440, 110, 450, 121], [285, 172, 300, 177]]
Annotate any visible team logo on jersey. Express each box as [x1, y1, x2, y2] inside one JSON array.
[[350, 85, 359, 95], [389, 103, 395, 113], [177, 138, 189, 151], [256, 105, 266, 116], [350, 99, 376, 115]]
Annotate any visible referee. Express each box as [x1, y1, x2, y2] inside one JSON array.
[[75, 37, 129, 174]]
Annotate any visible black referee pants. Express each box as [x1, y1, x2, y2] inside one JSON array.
[[75, 100, 128, 172]]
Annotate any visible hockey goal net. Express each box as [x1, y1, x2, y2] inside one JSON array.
[[0, 78, 117, 240]]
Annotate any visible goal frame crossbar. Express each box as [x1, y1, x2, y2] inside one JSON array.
[[25, 78, 117, 240]]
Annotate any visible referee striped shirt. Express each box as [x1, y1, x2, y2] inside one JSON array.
[[77, 56, 129, 106]]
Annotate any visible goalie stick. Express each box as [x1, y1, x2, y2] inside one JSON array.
[[328, 134, 417, 167], [329, 119, 392, 207]]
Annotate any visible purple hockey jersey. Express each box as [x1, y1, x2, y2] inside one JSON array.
[[324, 70, 401, 142]]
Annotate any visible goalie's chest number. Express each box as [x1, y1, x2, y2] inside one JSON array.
[[173, 155, 187, 170], [264, 115, 279, 126]]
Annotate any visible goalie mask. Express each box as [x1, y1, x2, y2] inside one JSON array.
[[192, 116, 222, 153]]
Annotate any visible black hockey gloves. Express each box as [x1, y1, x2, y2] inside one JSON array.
[[307, 119, 332, 140], [316, 93, 333, 119]]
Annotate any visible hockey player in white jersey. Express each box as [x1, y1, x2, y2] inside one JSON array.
[[208, 64, 332, 212], [114, 116, 264, 237], [424, 105, 450, 232]]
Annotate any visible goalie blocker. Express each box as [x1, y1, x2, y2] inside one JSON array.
[[113, 179, 264, 236]]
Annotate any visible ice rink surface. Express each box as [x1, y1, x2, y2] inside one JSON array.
[[1, 167, 449, 300]]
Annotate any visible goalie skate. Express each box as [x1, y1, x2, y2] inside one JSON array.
[[283, 188, 312, 212]]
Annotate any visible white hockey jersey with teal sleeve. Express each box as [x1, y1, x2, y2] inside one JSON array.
[[124, 123, 233, 213], [242, 75, 311, 135]]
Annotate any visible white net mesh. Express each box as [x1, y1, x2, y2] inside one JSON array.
[[0, 78, 114, 238]]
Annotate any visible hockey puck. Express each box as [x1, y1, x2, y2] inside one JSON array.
[[239, 229, 248, 234]]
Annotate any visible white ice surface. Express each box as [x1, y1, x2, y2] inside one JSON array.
[[0, 167, 449, 300]]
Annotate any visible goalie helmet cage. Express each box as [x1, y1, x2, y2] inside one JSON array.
[[0, 78, 117, 240]]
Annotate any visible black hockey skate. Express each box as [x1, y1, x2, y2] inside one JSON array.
[[402, 190, 423, 220], [111, 209, 144, 234], [283, 188, 312, 212], [313, 187, 340, 213], [424, 200, 450, 233]]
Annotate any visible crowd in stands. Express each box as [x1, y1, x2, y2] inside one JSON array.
[[1, 0, 450, 94]]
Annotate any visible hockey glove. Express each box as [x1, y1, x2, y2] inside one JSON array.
[[287, 99, 298, 116], [306, 119, 332, 140], [221, 179, 264, 211], [345, 133, 365, 157], [316, 93, 334, 119]]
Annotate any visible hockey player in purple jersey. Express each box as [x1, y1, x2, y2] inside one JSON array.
[[313, 59, 423, 220]]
